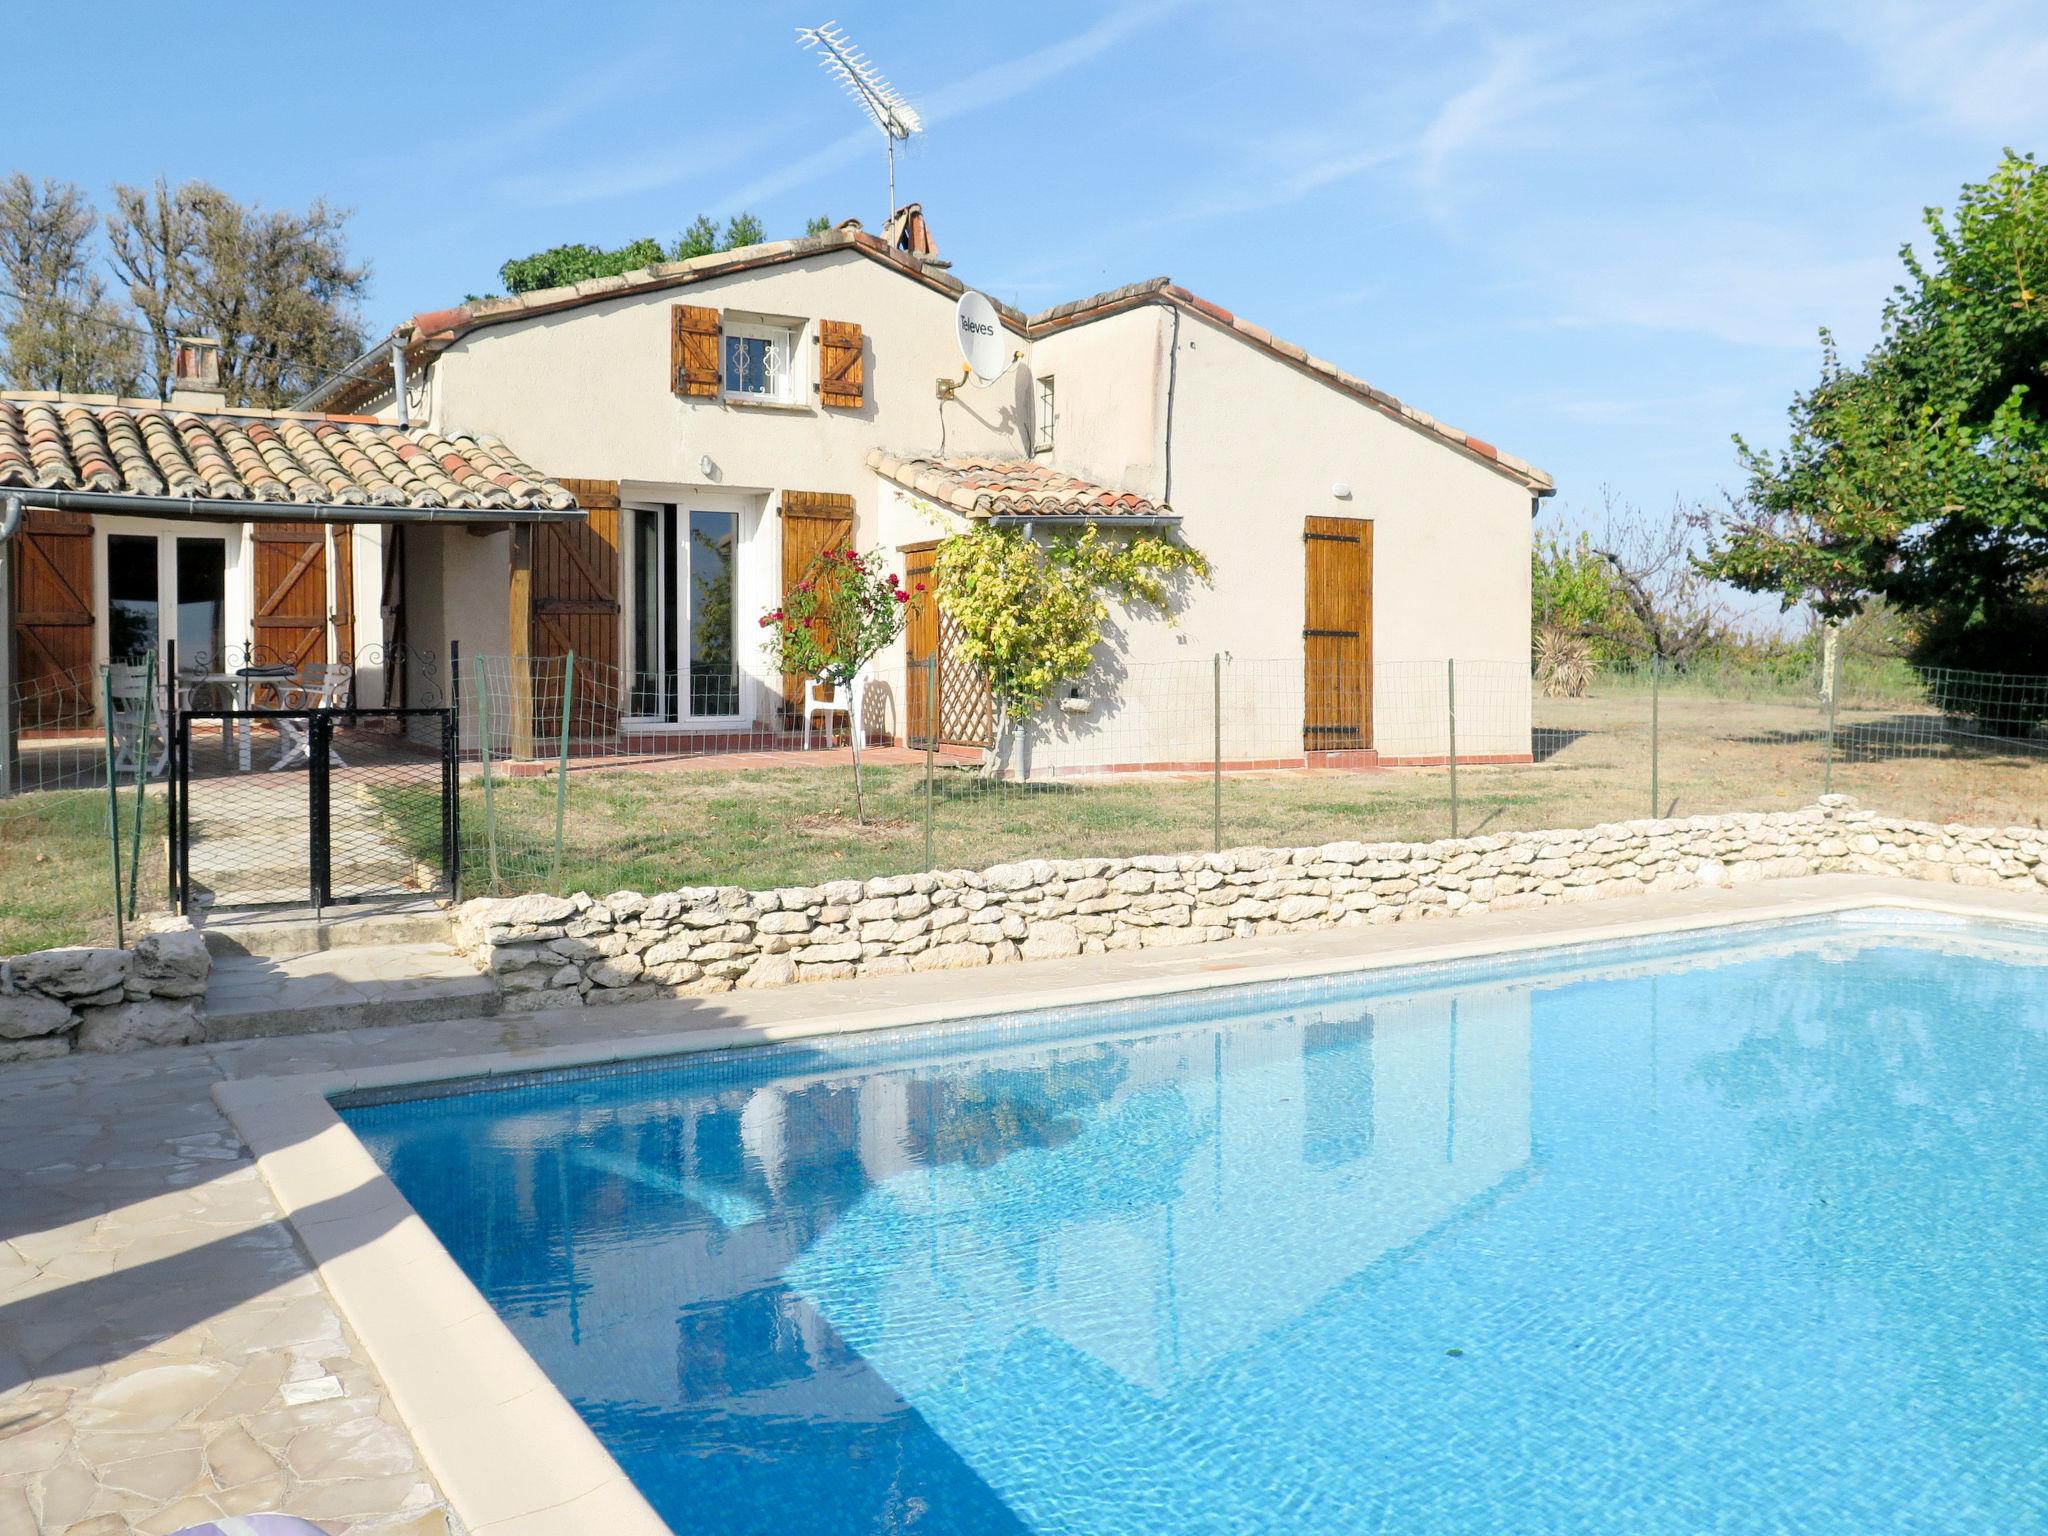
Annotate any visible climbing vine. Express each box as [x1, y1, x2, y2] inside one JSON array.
[[932, 522, 1210, 771]]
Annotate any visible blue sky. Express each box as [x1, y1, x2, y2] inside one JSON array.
[[13, 0, 2048, 547]]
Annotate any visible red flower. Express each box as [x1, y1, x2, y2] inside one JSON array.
[[894, 590, 909, 603], [914, 582, 927, 592]]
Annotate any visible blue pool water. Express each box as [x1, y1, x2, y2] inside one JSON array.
[[342, 915, 2048, 1534]]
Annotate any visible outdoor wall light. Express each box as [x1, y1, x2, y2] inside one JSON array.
[[1332, 481, 1353, 499], [699, 455, 717, 479]]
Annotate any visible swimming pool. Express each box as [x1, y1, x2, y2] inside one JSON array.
[[341, 913, 2048, 1534]]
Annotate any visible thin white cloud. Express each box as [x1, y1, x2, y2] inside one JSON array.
[[1807, 0, 2048, 134]]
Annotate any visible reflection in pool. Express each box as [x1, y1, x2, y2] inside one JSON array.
[[343, 917, 2048, 1534]]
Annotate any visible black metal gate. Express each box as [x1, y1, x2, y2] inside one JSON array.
[[171, 707, 458, 913]]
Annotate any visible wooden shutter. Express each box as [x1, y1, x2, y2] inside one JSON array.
[[330, 526, 356, 675], [672, 305, 720, 398], [779, 491, 856, 717], [13, 507, 95, 726], [251, 522, 329, 669], [817, 319, 865, 408], [1302, 515, 1373, 754], [534, 478, 623, 739]]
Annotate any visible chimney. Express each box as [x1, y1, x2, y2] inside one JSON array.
[[169, 336, 225, 410], [880, 203, 948, 269]]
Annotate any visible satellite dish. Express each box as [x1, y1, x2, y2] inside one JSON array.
[[954, 291, 1010, 384]]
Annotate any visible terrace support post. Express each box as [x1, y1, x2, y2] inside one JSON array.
[[475, 655, 501, 892], [1446, 659, 1459, 840], [1650, 651, 1662, 819], [0, 499, 15, 800], [165, 639, 178, 912], [100, 667, 124, 951], [1212, 653, 1223, 854], [922, 655, 937, 872], [126, 650, 154, 920], [507, 525, 536, 761], [551, 651, 575, 897]]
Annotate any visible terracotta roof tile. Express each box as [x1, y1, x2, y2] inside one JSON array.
[[867, 451, 1172, 521], [0, 395, 578, 514]]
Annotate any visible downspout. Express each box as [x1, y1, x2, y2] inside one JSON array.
[[390, 340, 410, 428], [0, 492, 22, 798], [1163, 303, 1181, 508]]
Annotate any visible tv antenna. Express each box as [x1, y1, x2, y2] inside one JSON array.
[[796, 21, 923, 219]]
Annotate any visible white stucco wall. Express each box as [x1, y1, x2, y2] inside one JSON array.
[[430, 249, 1028, 498], [1011, 301, 1536, 769]]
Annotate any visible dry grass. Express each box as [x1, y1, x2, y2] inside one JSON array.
[[0, 791, 164, 955], [6, 680, 2040, 952]]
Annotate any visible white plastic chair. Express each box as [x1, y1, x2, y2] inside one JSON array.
[[107, 663, 168, 779], [271, 663, 354, 772], [802, 664, 869, 751]]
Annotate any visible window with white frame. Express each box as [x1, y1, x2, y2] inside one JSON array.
[[723, 317, 800, 404], [1034, 374, 1056, 454]]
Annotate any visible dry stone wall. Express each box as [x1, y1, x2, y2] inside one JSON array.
[[456, 797, 2048, 1012], [0, 918, 211, 1061]]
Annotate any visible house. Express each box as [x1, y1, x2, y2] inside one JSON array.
[[0, 337, 581, 781], [6, 212, 1552, 779], [298, 213, 1552, 770]]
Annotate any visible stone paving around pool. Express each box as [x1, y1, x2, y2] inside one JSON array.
[[2, 873, 2045, 1535]]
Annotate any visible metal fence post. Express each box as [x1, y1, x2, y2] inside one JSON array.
[[1650, 651, 1662, 819], [1446, 659, 1459, 840], [475, 656, 500, 892], [922, 655, 937, 871], [100, 667, 124, 950], [1822, 638, 1839, 797], [309, 713, 332, 916], [1212, 653, 1223, 853], [550, 651, 575, 896], [126, 650, 154, 920]]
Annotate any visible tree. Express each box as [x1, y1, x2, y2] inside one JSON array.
[[0, 174, 136, 393], [721, 212, 764, 250], [1702, 150, 2048, 673], [1594, 497, 1727, 668], [181, 189, 368, 407], [672, 216, 721, 262], [498, 212, 783, 296], [1532, 527, 1637, 658], [758, 547, 919, 823], [805, 215, 833, 237], [106, 176, 202, 398], [498, 238, 667, 297], [932, 523, 1210, 775]]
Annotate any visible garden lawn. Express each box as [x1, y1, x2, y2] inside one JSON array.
[[420, 687, 2043, 901]]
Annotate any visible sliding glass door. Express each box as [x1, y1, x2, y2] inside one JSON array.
[[628, 506, 741, 724]]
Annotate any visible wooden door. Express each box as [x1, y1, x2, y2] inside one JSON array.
[[534, 478, 623, 738], [1302, 515, 1373, 752], [251, 522, 329, 669], [779, 491, 854, 719], [13, 508, 95, 726]]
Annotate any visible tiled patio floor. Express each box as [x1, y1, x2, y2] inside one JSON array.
[[4, 874, 2043, 1535]]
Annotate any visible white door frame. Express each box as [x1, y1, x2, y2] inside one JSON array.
[[619, 489, 763, 729]]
